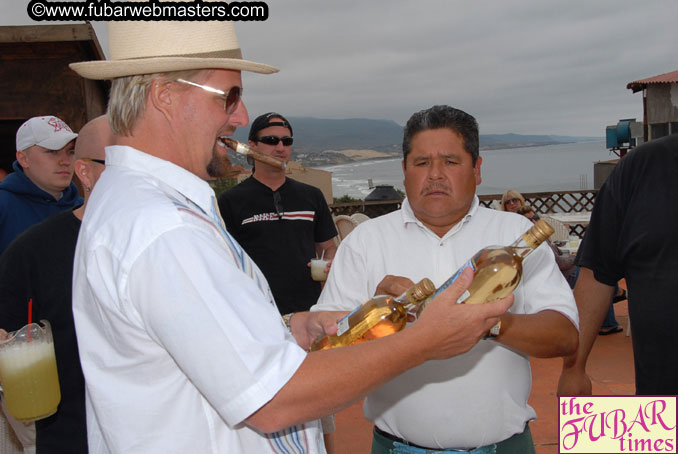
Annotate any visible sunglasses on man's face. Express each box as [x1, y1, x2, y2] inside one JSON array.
[[175, 78, 242, 115], [81, 158, 105, 165], [257, 136, 294, 147]]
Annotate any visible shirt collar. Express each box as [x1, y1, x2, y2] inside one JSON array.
[[105, 145, 216, 216], [400, 195, 480, 240]]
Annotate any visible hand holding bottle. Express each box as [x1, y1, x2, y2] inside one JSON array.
[[287, 311, 348, 350], [374, 275, 415, 299], [374, 275, 421, 322], [309, 220, 553, 351], [409, 268, 514, 361]]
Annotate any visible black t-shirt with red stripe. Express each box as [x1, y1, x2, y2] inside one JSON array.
[[218, 176, 337, 315]]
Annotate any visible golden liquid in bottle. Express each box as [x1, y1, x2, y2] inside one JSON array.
[[309, 221, 551, 351], [310, 297, 407, 351], [462, 246, 531, 305]]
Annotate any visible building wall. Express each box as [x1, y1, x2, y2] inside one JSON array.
[[646, 84, 678, 123], [287, 163, 334, 204], [237, 161, 334, 204], [0, 25, 108, 174], [646, 84, 678, 140], [594, 159, 619, 189]]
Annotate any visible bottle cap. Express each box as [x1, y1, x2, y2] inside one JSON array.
[[408, 278, 437, 301], [524, 219, 555, 248]]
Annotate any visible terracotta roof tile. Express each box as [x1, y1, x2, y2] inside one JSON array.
[[627, 69, 678, 92]]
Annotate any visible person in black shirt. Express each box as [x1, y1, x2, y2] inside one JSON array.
[[218, 113, 338, 316], [0, 115, 113, 453], [558, 134, 678, 395]]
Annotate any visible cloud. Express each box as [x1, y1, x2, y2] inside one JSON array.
[[2, 0, 675, 135]]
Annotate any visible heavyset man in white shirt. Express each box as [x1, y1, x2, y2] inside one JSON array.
[[67, 19, 514, 454], [310, 105, 579, 453]]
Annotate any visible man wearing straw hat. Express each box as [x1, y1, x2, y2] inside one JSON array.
[[69, 9, 512, 454]]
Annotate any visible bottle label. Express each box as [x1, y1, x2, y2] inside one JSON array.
[[433, 259, 476, 304], [336, 307, 359, 336]]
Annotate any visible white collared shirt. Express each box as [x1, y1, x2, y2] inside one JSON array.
[[73, 145, 324, 454], [313, 197, 578, 449]]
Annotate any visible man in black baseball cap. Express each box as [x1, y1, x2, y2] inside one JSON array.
[[248, 112, 293, 143], [219, 112, 337, 317]]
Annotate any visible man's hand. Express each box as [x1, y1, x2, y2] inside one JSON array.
[[557, 267, 616, 396], [306, 258, 334, 274], [288, 311, 349, 350], [558, 366, 592, 396], [409, 268, 513, 361], [374, 275, 414, 297]]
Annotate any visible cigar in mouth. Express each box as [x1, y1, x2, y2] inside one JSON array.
[[220, 138, 287, 169]]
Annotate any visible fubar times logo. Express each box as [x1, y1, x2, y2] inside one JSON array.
[[559, 396, 676, 453]]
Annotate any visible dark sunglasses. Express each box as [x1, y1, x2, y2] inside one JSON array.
[[81, 158, 106, 165], [505, 198, 520, 205], [257, 136, 294, 147], [273, 191, 284, 219]]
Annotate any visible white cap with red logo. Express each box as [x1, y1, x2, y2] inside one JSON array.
[[16, 116, 78, 152]]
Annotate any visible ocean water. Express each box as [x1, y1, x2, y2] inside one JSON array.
[[319, 140, 616, 199]]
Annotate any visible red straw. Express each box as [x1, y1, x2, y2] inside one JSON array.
[[27, 298, 33, 341]]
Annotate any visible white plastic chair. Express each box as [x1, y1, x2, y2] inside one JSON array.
[[350, 213, 370, 224], [540, 215, 570, 243], [333, 215, 359, 243]]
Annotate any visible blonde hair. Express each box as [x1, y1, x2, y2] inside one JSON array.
[[500, 189, 526, 211], [107, 69, 203, 136]]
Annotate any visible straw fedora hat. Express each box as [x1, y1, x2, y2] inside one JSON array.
[[70, 18, 277, 79]]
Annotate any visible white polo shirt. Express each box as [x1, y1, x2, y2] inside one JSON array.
[[72, 145, 324, 454], [313, 197, 578, 449]]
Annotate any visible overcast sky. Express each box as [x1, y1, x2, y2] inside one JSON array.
[[2, 0, 676, 136]]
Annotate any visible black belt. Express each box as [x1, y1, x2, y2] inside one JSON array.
[[375, 426, 438, 450]]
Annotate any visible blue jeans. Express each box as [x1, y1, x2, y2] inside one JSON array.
[[601, 303, 619, 330]]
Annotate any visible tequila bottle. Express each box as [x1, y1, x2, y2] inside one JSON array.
[[310, 278, 436, 351], [311, 219, 554, 350], [418, 219, 554, 312]]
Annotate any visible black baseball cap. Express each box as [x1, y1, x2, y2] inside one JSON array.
[[248, 112, 293, 142]]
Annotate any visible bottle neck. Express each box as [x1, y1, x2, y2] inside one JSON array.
[[393, 279, 436, 309], [394, 292, 410, 304], [509, 235, 535, 260]]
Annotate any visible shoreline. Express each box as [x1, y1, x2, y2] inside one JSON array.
[[323, 140, 608, 199], [306, 140, 598, 169]]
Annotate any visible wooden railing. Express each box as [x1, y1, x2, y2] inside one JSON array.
[[478, 189, 598, 214], [329, 200, 403, 218], [329, 189, 598, 238]]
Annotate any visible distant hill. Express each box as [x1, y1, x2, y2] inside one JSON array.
[[479, 133, 599, 149], [233, 117, 404, 153], [230, 117, 601, 166]]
